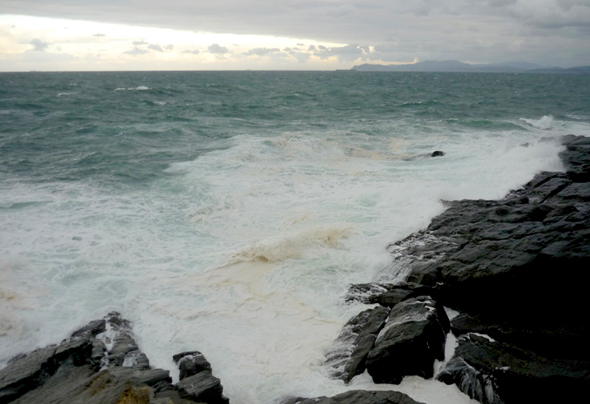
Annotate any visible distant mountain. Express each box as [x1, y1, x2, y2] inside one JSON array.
[[350, 60, 590, 74]]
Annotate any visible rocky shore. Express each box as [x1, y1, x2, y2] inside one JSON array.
[[0, 312, 229, 404], [1, 135, 588, 404], [319, 134, 590, 404]]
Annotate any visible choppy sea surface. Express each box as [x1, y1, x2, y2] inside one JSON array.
[[1, 71, 589, 404]]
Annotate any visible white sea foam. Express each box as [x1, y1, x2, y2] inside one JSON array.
[[520, 115, 553, 129], [0, 127, 568, 403]]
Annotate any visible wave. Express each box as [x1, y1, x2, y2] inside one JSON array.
[[520, 115, 553, 130], [114, 86, 150, 91], [228, 225, 351, 264]]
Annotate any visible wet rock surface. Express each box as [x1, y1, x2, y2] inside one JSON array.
[[283, 390, 425, 404], [325, 306, 390, 383], [436, 334, 590, 404], [322, 135, 590, 403], [365, 296, 449, 384], [0, 312, 229, 404]]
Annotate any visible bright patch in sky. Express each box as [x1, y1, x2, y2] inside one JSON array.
[[0, 15, 354, 71]]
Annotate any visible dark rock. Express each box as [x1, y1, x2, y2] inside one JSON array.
[[284, 390, 425, 404], [11, 363, 154, 404], [345, 282, 433, 307], [177, 371, 229, 404], [431, 151, 445, 157], [365, 296, 449, 384], [70, 319, 106, 340], [325, 306, 390, 383], [0, 313, 182, 404], [108, 333, 139, 367], [561, 134, 590, 182], [173, 351, 212, 380], [0, 345, 59, 403], [450, 312, 590, 361], [0, 337, 93, 403], [437, 334, 590, 404], [437, 356, 502, 404], [108, 366, 171, 387], [153, 389, 202, 404]]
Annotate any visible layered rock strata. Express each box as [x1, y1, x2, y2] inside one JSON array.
[[0, 312, 229, 404]]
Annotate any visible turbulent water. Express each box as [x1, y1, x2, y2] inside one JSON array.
[[1, 71, 589, 404]]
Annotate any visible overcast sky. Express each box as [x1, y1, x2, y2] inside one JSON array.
[[1, 0, 589, 71]]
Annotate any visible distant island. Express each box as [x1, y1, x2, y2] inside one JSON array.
[[350, 60, 590, 74]]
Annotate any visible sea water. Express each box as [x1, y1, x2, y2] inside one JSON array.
[[1, 71, 589, 404]]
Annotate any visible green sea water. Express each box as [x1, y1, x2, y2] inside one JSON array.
[[1, 71, 589, 404]]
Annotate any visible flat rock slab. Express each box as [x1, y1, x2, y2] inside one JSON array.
[[366, 296, 449, 384], [284, 390, 425, 404]]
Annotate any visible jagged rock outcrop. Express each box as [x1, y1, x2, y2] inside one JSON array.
[[325, 306, 390, 383], [436, 334, 590, 404], [173, 351, 213, 381], [345, 282, 433, 307], [0, 313, 229, 404], [365, 296, 449, 384], [321, 135, 590, 402]]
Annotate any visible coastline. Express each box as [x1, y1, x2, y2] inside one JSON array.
[[1, 134, 588, 404]]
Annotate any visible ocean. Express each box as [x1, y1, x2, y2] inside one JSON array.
[[1, 71, 589, 404]]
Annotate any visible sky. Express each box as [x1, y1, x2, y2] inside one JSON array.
[[1, 0, 589, 71]]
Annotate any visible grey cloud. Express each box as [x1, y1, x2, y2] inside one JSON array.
[[290, 51, 311, 63], [132, 40, 148, 46], [488, 0, 517, 6], [313, 44, 370, 62], [30, 38, 49, 51], [165, 44, 173, 50], [148, 44, 164, 52], [327, 5, 355, 17], [506, 0, 590, 28], [93, 33, 106, 37], [3, 0, 590, 67], [124, 47, 149, 55], [208, 43, 229, 54], [182, 49, 200, 54]]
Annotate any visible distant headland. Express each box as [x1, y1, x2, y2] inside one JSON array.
[[350, 60, 590, 74]]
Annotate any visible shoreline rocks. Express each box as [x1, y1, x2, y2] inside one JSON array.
[[316, 135, 590, 403], [3, 135, 589, 404], [0, 312, 229, 404]]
